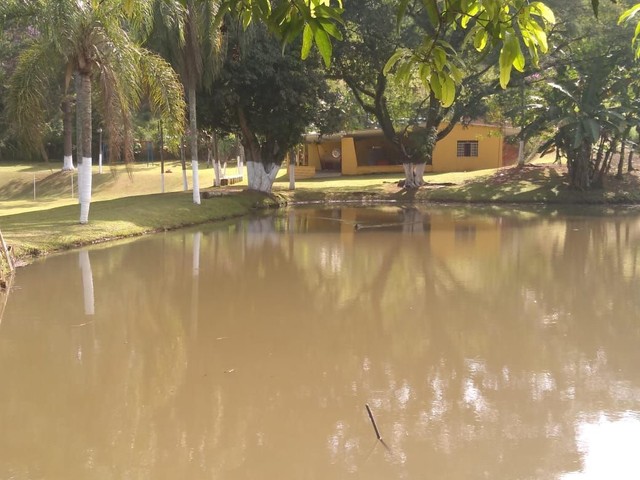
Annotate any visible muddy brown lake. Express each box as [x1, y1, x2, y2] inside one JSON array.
[[1, 205, 640, 479]]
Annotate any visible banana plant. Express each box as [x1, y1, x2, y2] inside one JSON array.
[[536, 76, 628, 189]]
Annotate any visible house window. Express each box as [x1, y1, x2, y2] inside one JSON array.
[[457, 140, 478, 157]]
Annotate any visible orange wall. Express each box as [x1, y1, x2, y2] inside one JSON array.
[[431, 124, 503, 173]]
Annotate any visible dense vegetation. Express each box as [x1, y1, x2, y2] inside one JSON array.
[[1, 0, 640, 205]]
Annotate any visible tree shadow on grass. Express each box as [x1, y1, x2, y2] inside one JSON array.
[[450, 164, 640, 204], [404, 165, 611, 204], [0, 171, 75, 200], [0, 169, 127, 203]]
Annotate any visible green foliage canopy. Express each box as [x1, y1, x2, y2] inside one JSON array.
[[216, 0, 344, 67], [385, 0, 555, 107], [198, 23, 338, 165]]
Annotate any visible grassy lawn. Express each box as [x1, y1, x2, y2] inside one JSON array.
[[1, 158, 639, 274], [0, 161, 276, 264], [0, 160, 240, 215]]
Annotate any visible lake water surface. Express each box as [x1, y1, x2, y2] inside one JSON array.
[[1, 205, 640, 479]]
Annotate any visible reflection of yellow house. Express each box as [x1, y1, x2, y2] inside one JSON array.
[[428, 216, 502, 260], [301, 207, 503, 260], [301, 123, 518, 176]]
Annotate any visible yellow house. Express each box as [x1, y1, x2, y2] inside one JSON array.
[[301, 123, 518, 176]]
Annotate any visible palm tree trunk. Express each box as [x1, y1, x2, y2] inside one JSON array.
[[159, 123, 165, 193], [79, 72, 93, 224], [213, 131, 221, 187], [75, 74, 83, 204], [62, 96, 74, 171], [189, 87, 200, 205]]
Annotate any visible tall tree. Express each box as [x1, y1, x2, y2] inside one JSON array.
[[519, 0, 639, 189], [3, 0, 186, 223], [199, 23, 338, 192], [331, 0, 555, 188], [216, 0, 344, 67], [146, 0, 223, 205], [0, 24, 36, 162]]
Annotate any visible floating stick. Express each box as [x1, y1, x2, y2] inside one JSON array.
[[365, 404, 382, 440]]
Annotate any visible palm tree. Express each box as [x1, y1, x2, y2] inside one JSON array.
[[146, 0, 224, 205], [4, 0, 186, 223]]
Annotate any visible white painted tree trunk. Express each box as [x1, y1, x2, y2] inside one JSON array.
[[247, 161, 279, 193], [402, 163, 426, 188], [189, 87, 200, 205], [63, 155, 75, 171], [79, 250, 94, 316], [214, 160, 221, 187], [79, 157, 92, 224], [78, 72, 93, 223], [62, 96, 74, 171], [192, 160, 201, 204], [161, 172, 165, 193], [75, 74, 83, 203]]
